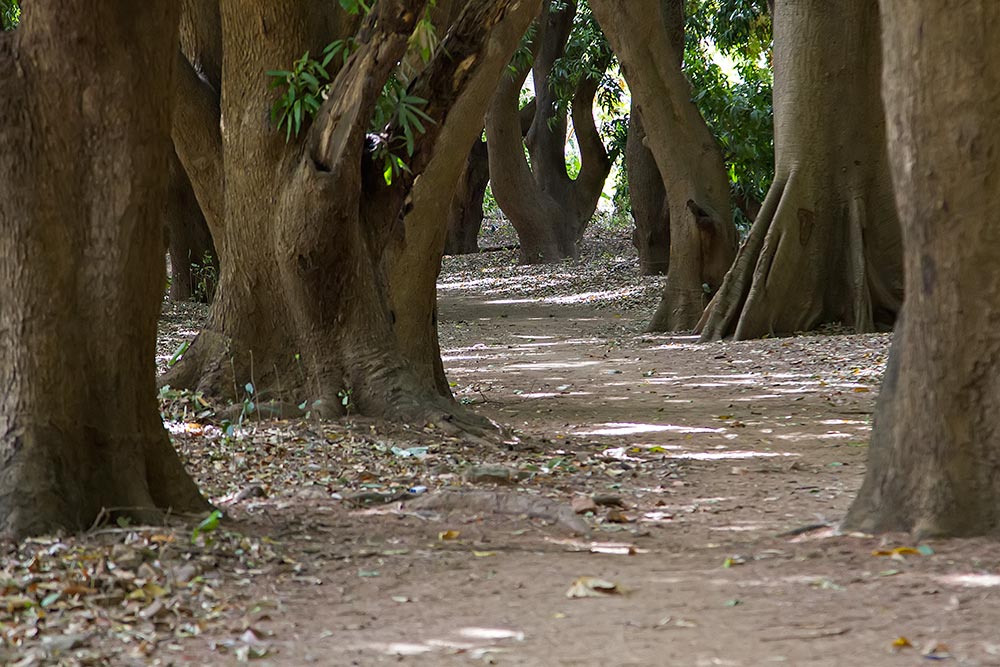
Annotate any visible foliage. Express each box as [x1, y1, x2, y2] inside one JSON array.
[[267, 4, 437, 183], [266, 42, 351, 142], [549, 1, 621, 123], [684, 0, 775, 226], [192, 251, 217, 304], [1, 0, 18, 31]]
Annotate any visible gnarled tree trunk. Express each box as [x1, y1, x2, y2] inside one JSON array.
[[0, 1, 208, 539], [626, 108, 670, 275], [698, 0, 902, 341], [167, 0, 535, 427], [386, 1, 541, 398], [486, 0, 612, 264], [844, 1, 1000, 537], [591, 0, 738, 331], [444, 138, 490, 255]]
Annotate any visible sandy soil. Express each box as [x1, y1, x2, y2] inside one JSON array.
[[6, 226, 1000, 667]]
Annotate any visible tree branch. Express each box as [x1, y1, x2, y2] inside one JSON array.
[[171, 50, 224, 231]]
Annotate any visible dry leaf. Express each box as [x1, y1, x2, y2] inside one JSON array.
[[566, 576, 620, 598]]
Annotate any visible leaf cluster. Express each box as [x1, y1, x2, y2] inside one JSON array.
[[1, 0, 19, 31], [266, 43, 347, 142], [549, 1, 622, 120], [267, 3, 438, 183], [369, 75, 433, 184], [684, 0, 774, 223]]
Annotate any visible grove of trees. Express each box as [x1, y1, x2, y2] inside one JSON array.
[[1, 0, 998, 539]]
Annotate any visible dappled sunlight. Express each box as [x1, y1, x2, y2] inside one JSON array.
[[668, 450, 798, 461], [368, 627, 525, 659], [506, 360, 601, 370], [938, 574, 1000, 588], [708, 522, 773, 532], [580, 422, 725, 436]]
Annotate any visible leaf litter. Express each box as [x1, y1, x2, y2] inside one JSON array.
[[8, 218, 996, 664]]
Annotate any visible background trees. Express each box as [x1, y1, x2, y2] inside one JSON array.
[[698, 0, 902, 341], [591, 0, 739, 331], [486, 0, 616, 264]]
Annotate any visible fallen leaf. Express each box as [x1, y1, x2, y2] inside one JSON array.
[[438, 530, 461, 541], [921, 641, 951, 660], [566, 576, 620, 598], [571, 496, 598, 514]]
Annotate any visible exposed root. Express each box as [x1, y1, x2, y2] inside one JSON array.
[[698, 170, 899, 341], [405, 490, 591, 535]]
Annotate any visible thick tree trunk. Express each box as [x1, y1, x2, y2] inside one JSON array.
[[698, 0, 902, 341], [843, 2, 1000, 537], [166, 150, 218, 302], [0, 1, 208, 539], [180, 0, 222, 92], [167, 0, 532, 428], [626, 109, 670, 275], [486, 0, 612, 264], [386, 0, 541, 398], [444, 138, 489, 255], [591, 0, 738, 331]]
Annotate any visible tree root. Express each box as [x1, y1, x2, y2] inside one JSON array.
[[405, 490, 591, 535]]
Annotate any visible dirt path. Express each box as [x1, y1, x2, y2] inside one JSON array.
[[10, 234, 999, 666], [204, 282, 999, 666]]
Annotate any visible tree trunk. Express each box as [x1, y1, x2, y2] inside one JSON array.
[[166, 150, 218, 302], [590, 0, 738, 331], [444, 138, 490, 255], [843, 2, 1000, 537], [626, 108, 670, 275], [167, 0, 534, 427], [0, 1, 208, 539], [386, 0, 541, 398], [486, 0, 612, 264], [698, 0, 902, 341]]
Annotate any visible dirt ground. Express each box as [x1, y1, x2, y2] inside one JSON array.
[[4, 225, 1000, 666]]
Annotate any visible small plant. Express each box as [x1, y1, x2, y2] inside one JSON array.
[[239, 382, 256, 425], [337, 388, 353, 416], [158, 385, 214, 422], [191, 251, 218, 303]]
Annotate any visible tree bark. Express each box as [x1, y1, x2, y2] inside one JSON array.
[[386, 0, 541, 398], [444, 138, 489, 255], [166, 0, 534, 428], [843, 1, 1000, 537], [698, 0, 902, 341], [486, 0, 612, 264], [590, 0, 738, 331], [0, 1, 208, 539], [166, 150, 218, 302], [626, 108, 670, 275]]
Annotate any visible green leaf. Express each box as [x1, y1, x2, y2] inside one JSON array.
[[192, 510, 223, 542], [168, 340, 190, 368]]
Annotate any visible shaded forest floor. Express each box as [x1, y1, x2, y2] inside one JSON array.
[[4, 221, 1000, 666]]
